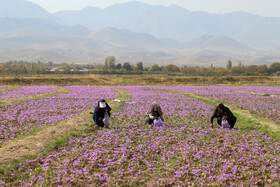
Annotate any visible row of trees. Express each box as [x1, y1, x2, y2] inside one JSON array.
[[0, 61, 95, 74], [102, 57, 280, 75], [104, 56, 137, 71], [0, 58, 280, 76]]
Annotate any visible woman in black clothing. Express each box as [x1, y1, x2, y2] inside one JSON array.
[[90, 99, 111, 128], [146, 102, 164, 125], [210, 103, 237, 129]]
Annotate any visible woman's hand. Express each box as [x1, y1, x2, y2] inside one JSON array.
[[149, 114, 154, 119]]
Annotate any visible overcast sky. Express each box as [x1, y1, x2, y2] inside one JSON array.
[[28, 0, 280, 17]]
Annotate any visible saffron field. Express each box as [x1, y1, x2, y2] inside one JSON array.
[[0, 86, 7, 90], [155, 86, 280, 124], [0, 86, 119, 145], [0, 86, 58, 98], [0, 86, 279, 186]]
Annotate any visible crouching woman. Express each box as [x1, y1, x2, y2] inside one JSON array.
[[210, 103, 237, 129], [146, 102, 164, 126], [90, 99, 111, 128]]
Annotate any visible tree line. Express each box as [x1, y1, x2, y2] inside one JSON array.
[[0, 58, 280, 76]]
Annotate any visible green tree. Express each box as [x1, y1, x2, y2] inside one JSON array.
[[10, 64, 16, 73], [136, 62, 143, 71], [30, 62, 37, 74], [48, 61, 53, 66], [247, 65, 259, 74], [116, 63, 122, 70], [258, 64, 268, 74], [123, 62, 132, 71], [238, 62, 242, 67], [268, 62, 280, 73], [150, 64, 162, 71], [163, 64, 180, 73], [230, 66, 245, 75], [65, 64, 73, 73], [104, 56, 116, 69], [227, 60, 232, 70], [104, 58, 109, 69]]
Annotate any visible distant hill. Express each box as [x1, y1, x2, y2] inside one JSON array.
[[0, 21, 280, 66], [53, 1, 280, 47], [0, 0, 50, 18], [186, 35, 252, 50], [1, 1, 280, 47], [90, 27, 185, 49], [0, 18, 91, 37], [0, 0, 280, 65], [0, 49, 72, 63]]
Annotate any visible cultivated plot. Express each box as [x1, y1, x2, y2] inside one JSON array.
[[1, 86, 279, 186], [0, 86, 119, 145]]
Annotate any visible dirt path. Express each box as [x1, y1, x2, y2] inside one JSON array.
[[2, 86, 70, 106], [0, 88, 130, 165]]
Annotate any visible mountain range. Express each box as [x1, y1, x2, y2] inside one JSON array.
[[0, 0, 280, 65]]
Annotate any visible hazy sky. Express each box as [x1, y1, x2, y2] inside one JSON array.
[[28, 0, 280, 17]]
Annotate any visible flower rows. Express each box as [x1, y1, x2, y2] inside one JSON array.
[[0, 86, 7, 90], [0, 86, 119, 145], [200, 85, 280, 96], [0, 86, 58, 98], [112, 86, 213, 117], [154, 86, 280, 124], [1, 86, 279, 186]]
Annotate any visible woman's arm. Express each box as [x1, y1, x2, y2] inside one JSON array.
[[93, 107, 98, 122], [210, 109, 218, 124]]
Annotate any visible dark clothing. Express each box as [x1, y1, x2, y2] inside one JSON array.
[[90, 99, 111, 127], [217, 117, 236, 128], [146, 103, 164, 125], [211, 107, 237, 128], [151, 110, 162, 119], [147, 117, 164, 125], [148, 104, 164, 121], [150, 105, 163, 118], [148, 119, 154, 125], [146, 111, 164, 125], [95, 117, 105, 128]]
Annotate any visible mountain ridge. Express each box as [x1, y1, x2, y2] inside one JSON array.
[[0, 0, 280, 65], [1, 0, 280, 47], [0, 0, 50, 18]]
